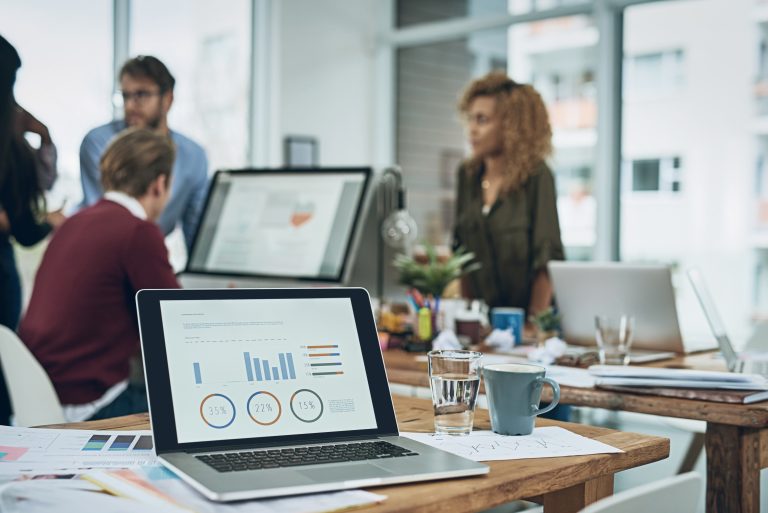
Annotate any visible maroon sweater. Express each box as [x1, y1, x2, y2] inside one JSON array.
[[19, 199, 180, 404]]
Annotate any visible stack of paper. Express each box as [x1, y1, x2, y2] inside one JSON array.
[[589, 365, 768, 390]]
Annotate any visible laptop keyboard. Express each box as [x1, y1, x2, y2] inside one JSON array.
[[196, 441, 419, 473]]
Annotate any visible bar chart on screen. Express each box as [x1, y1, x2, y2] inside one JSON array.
[[191, 352, 298, 385]]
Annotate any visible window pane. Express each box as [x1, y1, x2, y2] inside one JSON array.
[[131, 0, 251, 172], [397, 0, 508, 28], [396, 28, 508, 245], [0, 0, 113, 207], [621, 0, 755, 343], [396, 0, 590, 29], [509, 15, 598, 260], [632, 159, 660, 191]]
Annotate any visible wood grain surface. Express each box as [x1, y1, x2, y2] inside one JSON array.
[[47, 395, 669, 513], [383, 350, 768, 427]]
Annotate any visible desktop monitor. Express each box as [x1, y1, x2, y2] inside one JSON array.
[[182, 167, 371, 287]]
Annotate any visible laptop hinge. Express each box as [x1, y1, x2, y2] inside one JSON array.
[[177, 432, 400, 454]]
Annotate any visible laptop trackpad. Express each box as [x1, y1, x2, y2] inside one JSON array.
[[299, 463, 394, 482]]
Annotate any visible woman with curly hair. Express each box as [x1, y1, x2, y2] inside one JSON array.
[[454, 71, 564, 325]]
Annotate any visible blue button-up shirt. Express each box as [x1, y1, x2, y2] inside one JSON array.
[[79, 120, 209, 250]]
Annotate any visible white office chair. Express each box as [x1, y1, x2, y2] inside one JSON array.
[[0, 325, 65, 426], [578, 472, 702, 513]]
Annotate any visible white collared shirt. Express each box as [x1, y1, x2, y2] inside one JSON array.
[[60, 190, 147, 422], [103, 190, 148, 220]]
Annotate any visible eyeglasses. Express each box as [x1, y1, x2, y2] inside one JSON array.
[[115, 89, 163, 106]]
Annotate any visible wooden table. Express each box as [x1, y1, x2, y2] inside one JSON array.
[[48, 395, 668, 513], [383, 349, 768, 513]]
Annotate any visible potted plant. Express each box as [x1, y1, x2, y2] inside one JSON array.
[[529, 307, 561, 347], [393, 245, 480, 314]]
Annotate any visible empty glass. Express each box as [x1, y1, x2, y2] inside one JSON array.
[[595, 315, 635, 365]]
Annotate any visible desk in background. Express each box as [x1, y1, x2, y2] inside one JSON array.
[[46, 394, 668, 513], [382, 349, 767, 513]]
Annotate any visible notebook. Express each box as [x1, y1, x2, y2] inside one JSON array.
[[136, 287, 488, 501]]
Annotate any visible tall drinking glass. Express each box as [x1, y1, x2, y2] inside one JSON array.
[[427, 349, 483, 435]]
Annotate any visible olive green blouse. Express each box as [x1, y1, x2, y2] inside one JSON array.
[[453, 162, 564, 313]]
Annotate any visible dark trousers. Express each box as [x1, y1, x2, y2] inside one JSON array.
[[0, 239, 20, 425], [0, 239, 20, 330], [89, 383, 149, 421]]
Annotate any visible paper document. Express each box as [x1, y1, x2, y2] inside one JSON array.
[[402, 428, 622, 462], [542, 365, 595, 388], [589, 365, 768, 390], [87, 465, 387, 513], [589, 365, 768, 383], [0, 470, 386, 513], [0, 425, 155, 475]]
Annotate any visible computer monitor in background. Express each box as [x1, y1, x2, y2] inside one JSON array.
[[180, 167, 371, 288]]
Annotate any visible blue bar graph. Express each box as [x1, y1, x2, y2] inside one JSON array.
[[243, 352, 253, 381], [287, 353, 296, 379], [262, 360, 271, 380], [193, 362, 202, 384], [240, 353, 297, 382]]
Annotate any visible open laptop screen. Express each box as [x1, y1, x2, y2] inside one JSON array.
[[186, 168, 370, 282], [160, 298, 376, 443], [159, 297, 378, 444]]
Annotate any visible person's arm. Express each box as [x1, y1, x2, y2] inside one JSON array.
[[528, 166, 565, 316], [15, 106, 58, 191], [124, 222, 181, 290], [453, 164, 475, 299], [529, 268, 553, 317], [79, 132, 104, 207], [180, 150, 209, 251]]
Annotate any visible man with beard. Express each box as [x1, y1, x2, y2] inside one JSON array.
[[79, 55, 208, 250]]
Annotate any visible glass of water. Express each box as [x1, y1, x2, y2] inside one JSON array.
[[595, 315, 635, 365], [427, 349, 483, 435]]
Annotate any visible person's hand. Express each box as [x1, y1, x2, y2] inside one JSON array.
[[46, 209, 66, 229], [14, 104, 52, 145], [0, 210, 9, 234], [523, 321, 537, 341]]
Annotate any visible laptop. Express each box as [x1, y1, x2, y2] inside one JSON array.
[[136, 287, 488, 501], [548, 262, 696, 363], [180, 167, 372, 289], [687, 269, 768, 375]]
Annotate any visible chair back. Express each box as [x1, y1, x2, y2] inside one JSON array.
[[0, 325, 65, 426], [580, 472, 702, 513]]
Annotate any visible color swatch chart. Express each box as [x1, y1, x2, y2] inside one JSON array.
[[82, 434, 153, 452], [0, 426, 156, 474]]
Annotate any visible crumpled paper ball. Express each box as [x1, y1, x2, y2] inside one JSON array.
[[431, 329, 462, 350], [484, 328, 516, 352], [528, 337, 568, 365]]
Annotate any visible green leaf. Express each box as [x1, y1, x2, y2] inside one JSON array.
[[392, 245, 481, 297]]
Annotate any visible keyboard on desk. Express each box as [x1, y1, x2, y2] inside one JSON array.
[[196, 440, 420, 473]]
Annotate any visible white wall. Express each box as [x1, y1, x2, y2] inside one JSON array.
[[279, 0, 379, 167], [622, 0, 756, 343]]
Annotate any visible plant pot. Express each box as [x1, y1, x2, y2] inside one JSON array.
[[536, 329, 559, 348]]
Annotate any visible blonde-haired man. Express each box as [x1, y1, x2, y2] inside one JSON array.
[[20, 128, 180, 421]]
